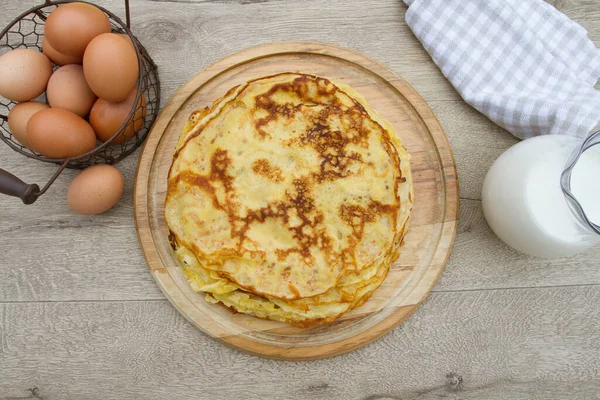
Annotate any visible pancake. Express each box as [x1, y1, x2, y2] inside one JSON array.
[[165, 73, 413, 327]]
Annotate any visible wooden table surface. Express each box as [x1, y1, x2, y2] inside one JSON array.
[[1, 1, 599, 399]]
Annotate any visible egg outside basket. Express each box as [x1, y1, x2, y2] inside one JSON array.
[[0, 0, 160, 204]]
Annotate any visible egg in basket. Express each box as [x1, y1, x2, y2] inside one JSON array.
[[0, 0, 160, 212]]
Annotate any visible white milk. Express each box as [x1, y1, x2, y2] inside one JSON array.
[[482, 134, 600, 258]]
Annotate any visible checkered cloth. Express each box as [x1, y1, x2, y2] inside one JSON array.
[[403, 0, 600, 139]]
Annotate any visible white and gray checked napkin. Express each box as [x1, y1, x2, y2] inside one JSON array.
[[403, 0, 600, 139]]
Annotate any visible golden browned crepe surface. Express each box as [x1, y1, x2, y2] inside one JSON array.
[[165, 73, 413, 327]]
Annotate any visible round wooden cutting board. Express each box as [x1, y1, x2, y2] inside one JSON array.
[[134, 42, 459, 360]]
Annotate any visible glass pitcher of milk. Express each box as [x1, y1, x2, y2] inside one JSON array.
[[482, 131, 600, 258]]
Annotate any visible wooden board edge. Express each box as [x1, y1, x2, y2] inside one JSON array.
[[133, 41, 459, 360]]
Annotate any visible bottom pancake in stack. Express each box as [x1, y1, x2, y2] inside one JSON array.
[[165, 73, 413, 327]]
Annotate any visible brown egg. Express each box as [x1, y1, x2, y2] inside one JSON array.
[[28, 108, 97, 158], [44, 2, 111, 57], [7, 102, 49, 148], [67, 164, 124, 215], [47, 64, 97, 117], [0, 49, 53, 102], [118, 33, 134, 48], [90, 89, 146, 144], [83, 33, 139, 102], [42, 37, 82, 66]]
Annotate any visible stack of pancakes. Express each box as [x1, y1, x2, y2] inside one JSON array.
[[165, 73, 413, 327]]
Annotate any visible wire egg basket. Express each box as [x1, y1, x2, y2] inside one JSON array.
[[0, 0, 160, 204]]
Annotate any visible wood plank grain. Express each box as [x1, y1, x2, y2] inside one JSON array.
[[0, 147, 164, 302], [126, 0, 457, 103], [428, 101, 520, 201], [438, 199, 600, 292], [2, 285, 600, 399], [546, 0, 600, 33]]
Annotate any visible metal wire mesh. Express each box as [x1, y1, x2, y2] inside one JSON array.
[[0, 1, 160, 171]]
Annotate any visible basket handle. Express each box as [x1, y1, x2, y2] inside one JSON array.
[[0, 168, 40, 204]]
